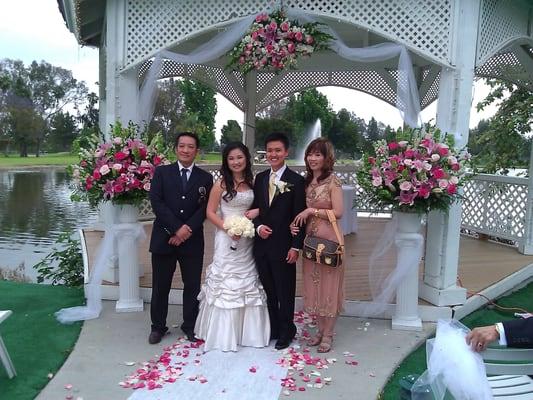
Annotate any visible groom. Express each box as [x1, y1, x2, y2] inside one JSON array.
[[148, 132, 213, 344], [253, 132, 306, 350]]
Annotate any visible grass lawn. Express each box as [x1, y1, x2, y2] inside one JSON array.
[[0, 153, 78, 168], [0, 280, 84, 400], [380, 281, 533, 399]]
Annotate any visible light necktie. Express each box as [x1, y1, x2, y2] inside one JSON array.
[[268, 171, 277, 205], [180, 168, 188, 190]]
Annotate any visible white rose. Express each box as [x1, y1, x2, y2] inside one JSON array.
[[450, 176, 459, 185], [431, 154, 440, 162], [100, 165, 110, 175], [113, 137, 122, 145], [113, 163, 122, 171]]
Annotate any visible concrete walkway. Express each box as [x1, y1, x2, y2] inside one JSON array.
[[37, 301, 434, 400]]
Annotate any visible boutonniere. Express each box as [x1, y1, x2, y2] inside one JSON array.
[[275, 180, 293, 195], [198, 186, 207, 203]]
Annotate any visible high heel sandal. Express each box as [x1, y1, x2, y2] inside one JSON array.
[[317, 336, 333, 353], [308, 333, 323, 346]]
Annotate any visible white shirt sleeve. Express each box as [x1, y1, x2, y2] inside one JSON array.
[[496, 322, 507, 346]]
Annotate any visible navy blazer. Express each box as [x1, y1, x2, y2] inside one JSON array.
[[252, 167, 306, 259], [503, 317, 533, 348], [149, 163, 213, 255]]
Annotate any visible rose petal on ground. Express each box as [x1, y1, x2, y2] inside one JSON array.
[[64, 384, 73, 390], [123, 361, 136, 366]]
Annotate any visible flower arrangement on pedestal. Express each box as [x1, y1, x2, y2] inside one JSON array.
[[356, 126, 471, 214], [227, 10, 332, 74], [69, 122, 168, 207]]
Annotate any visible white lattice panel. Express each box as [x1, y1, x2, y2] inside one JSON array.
[[126, 0, 453, 68], [462, 174, 528, 242], [139, 61, 245, 109], [476, 50, 533, 91], [477, 0, 531, 65]]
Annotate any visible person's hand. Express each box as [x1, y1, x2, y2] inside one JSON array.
[[293, 208, 314, 227], [465, 325, 500, 352], [168, 235, 182, 246], [258, 225, 272, 239], [286, 249, 299, 264], [290, 223, 300, 236], [244, 208, 259, 220], [175, 225, 192, 242]]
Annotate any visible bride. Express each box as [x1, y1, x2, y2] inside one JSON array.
[[195, 142, 270, 351]]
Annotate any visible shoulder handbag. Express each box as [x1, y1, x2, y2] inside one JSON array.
[[302, 209, 344, 267]]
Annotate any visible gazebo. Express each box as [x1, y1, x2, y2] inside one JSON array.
[[58, 0, 533, 324]]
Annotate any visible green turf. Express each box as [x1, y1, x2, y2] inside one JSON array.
[[0, 280, 84, 400], [380, 281, 533, 399], [0, 153, 78, 167]]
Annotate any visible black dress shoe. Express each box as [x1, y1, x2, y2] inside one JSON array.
[[275, 338, 291, 350], [182, 329, 198, 342], [148, 331, 163, 344]]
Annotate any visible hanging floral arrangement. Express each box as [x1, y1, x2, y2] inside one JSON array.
[[227, 10, 332, 74], [356, 126, 472, 214]]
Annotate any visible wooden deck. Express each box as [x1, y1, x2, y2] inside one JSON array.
[[83, 218, 533, 301]]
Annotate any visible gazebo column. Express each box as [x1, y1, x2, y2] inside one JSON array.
[[420, 0, 480, 306], [243, 71, 257, 151], [97, 0, 141, 285], [519, 145, 533, 254]]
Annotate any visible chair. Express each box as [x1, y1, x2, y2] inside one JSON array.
[[482, 346, 533, 399], [0, 310, 16, 378]]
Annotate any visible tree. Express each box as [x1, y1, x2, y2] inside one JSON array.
[[149, 78, 185, 144], [328, 109, 359, 157], [473, 79, 533, 173], [220, 120, 243, 146], [7, 106, 44, 157], [0, 59, 88, 156], [177, 79, 217, 150], [48, 111, 78, 152], [255, 117, 294, 151], [361, 117, 381, 154], [78, 92, 99, 130], [283, 88, 334, 148]]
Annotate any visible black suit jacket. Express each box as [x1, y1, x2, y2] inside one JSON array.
[[149, 163, 213, 255], [253, 167, 306, 259], [503, 318, 533, 348]]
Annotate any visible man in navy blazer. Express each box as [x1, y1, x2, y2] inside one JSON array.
[[466, 317, 533, 351], [148, 132, 213, 344], [253, 132, 306, 350]]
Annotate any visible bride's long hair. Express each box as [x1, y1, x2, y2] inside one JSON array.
[[220, 142, 254, 202]]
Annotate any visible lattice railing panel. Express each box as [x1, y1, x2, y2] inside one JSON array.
[[126, 0, 453, 68], [462, 174, 528, 242], [477, 0, 531, 65], [475, 51, 533, 92], [420, 70, 440, 109]]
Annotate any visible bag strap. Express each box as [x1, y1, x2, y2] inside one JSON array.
[[325, 209, 344, 246]]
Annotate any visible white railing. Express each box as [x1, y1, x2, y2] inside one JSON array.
[[139, 166, 530, 245]]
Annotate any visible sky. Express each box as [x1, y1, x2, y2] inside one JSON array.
[[1, 0, 499, 139]]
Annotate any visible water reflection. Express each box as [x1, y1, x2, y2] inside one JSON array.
[[0, 167, 98, 281]]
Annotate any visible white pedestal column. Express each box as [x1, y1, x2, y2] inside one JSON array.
[[99, 202, 119, 283], [115, 205, 143, 312], [392, 213, 423, 331]]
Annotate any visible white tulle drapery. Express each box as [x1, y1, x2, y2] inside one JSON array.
[[55, 224, 146, 324], [360, 214, 424, 317], [411, 320, 493, 400], [137, 8, 422, 128]]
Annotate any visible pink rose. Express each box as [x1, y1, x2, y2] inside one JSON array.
[[451, 163, 460, 171], [287, 43, 295, 53], [399, 181, 412, 191], [113, 163, 122, 171], [92, 170, 101, 180], [305, 35, 314, 44], [113, 137, 122, 145], [368, 157, 376, 165], [239, 56, 245, 65], [280, 21, 290, 32], [255, 13, 265, 23], [432, 168, 445, 179], [115, 152, 128, 161], [438, 147, 449, 156], [269, 21, 277, 30], [388, 142, 399, 150], [113, 183, 124, 193], [447, 184, 457, 194], [251, 31, 258, 40], [143, 182, 151, 191], [295, 31, 303, 41], [438, 179, 449, 189]]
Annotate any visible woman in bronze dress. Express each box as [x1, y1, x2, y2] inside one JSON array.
[[292, 138, 344, 353]]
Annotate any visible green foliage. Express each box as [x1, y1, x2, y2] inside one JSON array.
[[471, 79, 533, 173], [33, 232, 84, 287], [327, 108, 360, 157], [220, 119, 243, 146], [149, 78, 185, 144], [48, 111, 78, 152], [177, 79, 217, 150]]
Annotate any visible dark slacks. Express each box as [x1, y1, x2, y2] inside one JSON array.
[[150, 252, 203, 334], [255, 254, 296, 340]]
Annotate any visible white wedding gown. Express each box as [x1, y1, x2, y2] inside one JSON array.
[[195, 190, 270, 352]]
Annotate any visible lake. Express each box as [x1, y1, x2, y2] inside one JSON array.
[[0, 167, 98, 282]]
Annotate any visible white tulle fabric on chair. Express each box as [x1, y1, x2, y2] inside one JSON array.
[[360, 214, 424, 317], [137, 7, 422, 128], [55, 224, 146, 324], [412, 320, 493, 400]]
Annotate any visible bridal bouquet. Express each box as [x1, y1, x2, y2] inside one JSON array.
[[70, 122, 168, 207], [227, 10, 332, 74], [223, 215, 255, 250], [357, 126, 471, 214]]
